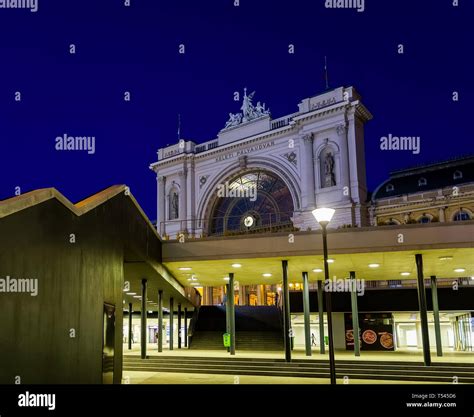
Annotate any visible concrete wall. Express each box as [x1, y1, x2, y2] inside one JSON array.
[[162, 220, 474, 261], [0, 196, 140, 384]]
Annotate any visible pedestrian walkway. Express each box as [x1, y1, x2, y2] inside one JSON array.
[[123, 343, 474, 364]]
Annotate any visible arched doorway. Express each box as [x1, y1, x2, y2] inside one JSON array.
[[208, 170, 294, 236]]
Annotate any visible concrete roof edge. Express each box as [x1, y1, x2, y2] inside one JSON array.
[[0, 186, 162, 243], [0, 185, 127, 219]]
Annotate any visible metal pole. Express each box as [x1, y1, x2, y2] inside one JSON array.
[[184, 307, 188, 348], [431, 275, 443, 357], [140, 279, 147, 360], [169, 297, 174, 350], [350, 271, 360, 357], [225, 283, 230, 352], [229, 273, 236, 355], [317, 280, 325, 354], [128, 303, 133, 350], [281, 260, 292, 362], [158, 290, 163, 353], [302, 271, 312, 356], [415, 254, 431, 366], [322, 223, 336, 384], [178, 303, 182, 349]]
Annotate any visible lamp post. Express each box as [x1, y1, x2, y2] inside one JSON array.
[[312, 208, 336, 385]]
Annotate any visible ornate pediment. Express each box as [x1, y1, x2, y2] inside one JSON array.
[[223, 88, 271, 130]]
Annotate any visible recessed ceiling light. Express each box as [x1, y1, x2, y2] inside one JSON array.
[[454, 268, 466, 273], [223, 277, 230, 281], [179, 267, 192, 271], [262, 273, 272, 277], [439, 256, 453, 261], [133, 295, 141, 298], [313, 268, 323, 273], [368, 264, 380, 268], [232, 263, 242, 268], [400, 272, 410, 276], [327, 259, 335, 263], [126, 292, 136, 295], [289, 283, 294, 287]]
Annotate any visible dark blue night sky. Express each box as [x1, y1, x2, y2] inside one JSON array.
[[1, 0, 472, 220]]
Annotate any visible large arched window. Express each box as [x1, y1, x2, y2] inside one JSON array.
[[453, 210, 471, 222], [417, 215, 432, 224], [209, 171, 294, 235]]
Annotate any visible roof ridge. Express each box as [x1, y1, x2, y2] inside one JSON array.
[[390, 154, 474, 177], [0, 185, 127, 219]]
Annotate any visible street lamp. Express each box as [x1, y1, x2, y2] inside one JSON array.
[[312, 207, 336, 385]]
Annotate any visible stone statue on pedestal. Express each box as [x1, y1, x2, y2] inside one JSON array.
[[170, 191, 179, 220], [324, 152, 336, 187]]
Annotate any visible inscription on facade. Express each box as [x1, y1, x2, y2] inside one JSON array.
[[215, 141, 275, 162], [310, 97, 337, 110]]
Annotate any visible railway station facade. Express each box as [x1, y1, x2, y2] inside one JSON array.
[[1, 86, 473, 385]]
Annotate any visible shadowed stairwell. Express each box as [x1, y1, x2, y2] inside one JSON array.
[[189, 306, 284, 351]]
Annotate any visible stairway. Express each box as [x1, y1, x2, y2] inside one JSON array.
[[123, 355, 474, 383], [190, 305, 283, 351]]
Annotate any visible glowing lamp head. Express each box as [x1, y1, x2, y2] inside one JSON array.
[[312, 208, 335, 225]]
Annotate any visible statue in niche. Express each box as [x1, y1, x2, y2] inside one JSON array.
[[169, 190, 179, 220], [323, 151, 336, 187]]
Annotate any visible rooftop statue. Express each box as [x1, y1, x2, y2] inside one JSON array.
[[224, 88, 270, 130]]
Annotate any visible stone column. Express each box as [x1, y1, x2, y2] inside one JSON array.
[[439, 207, 446, 222], [178, 170, 187, 232], [204, 287, 213, 305], [301, 133, 316, 209], [257, 285, 265, 306], [186, 157, 196, 235], [158, 176, 166, 236], [239, 285, 246, 306], [337, 123, 352, 202]]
